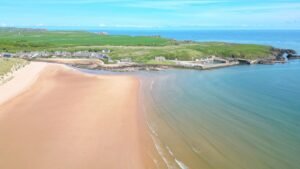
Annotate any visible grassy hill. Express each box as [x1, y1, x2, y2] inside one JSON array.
[[0, 28, 174, 52], [0, 27, 274, 63], [68, 43, 273, 63]]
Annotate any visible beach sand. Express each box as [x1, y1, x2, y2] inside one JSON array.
[[0, 62, 48, 105], [0, 63, 157, 169]]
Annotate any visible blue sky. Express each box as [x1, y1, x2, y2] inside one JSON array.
[[0, 0, 300, 29]]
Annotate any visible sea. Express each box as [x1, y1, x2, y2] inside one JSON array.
[[83, 30, 300, 169]]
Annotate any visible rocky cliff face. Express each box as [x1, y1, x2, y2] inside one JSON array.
[[269, 48, 298, 62], [271, 48, 297, 56], [236, 48, 298, 65]]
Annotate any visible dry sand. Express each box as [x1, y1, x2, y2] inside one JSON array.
[[0, 63, 157, 169], [0, 62, 48, 105]]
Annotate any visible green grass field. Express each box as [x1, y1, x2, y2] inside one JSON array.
[[71, 43, 273, 62], [0, 27, 274, 63], [0, 58, 28, 76], [0, 28, 174, 52]]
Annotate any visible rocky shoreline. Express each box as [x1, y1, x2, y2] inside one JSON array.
[[287, 54, 300, 60], [4, 47, 298, 72], [67, 48, 299, 72], [235, 48, 297, 65]]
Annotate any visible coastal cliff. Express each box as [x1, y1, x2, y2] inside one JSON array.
[[233, 48, 297, 65]]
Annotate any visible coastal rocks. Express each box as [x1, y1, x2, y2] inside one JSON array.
[[237, 55, 286, 65], [256, 55, 286, 64], [252, 48, 300, 64], [237, 59, 251, 64], [275, 55, 286, 61], [271, 48, 297, 62], [235, 48, 298, 66], [256, 59, 276, 65], [287, 54, 300, 60], [235, 58, 271, 65], [284, 49, 297, 55], [271, 48, 297, 57], [275, 48, 300, 60]]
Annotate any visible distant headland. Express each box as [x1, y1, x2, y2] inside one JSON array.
[[0, 27, 299, 72]]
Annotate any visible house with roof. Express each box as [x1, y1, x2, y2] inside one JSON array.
[[3, 53, 12, 58]]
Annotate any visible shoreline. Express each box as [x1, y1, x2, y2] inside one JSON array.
[[0, 63, 158, 169], [31, 53, 298, 73]]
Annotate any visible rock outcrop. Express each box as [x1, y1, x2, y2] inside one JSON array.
[[287, 54, 300, 59], [271, 48, 297, 57]]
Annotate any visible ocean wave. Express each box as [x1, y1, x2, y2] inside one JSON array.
[[166, 146, 189, 169], [146, 121, 159, 137], [149, 134, 173, 169], [166, 146, 175, 157], [147, 120, 189, 169], [175, 159, 189, 169]]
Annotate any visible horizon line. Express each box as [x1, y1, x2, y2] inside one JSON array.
[[1, 26, 300, 31]]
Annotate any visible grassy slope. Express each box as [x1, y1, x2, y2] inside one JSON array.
[[72, 43, 272, 62], [0, 29, 173, 52], [0, 28, 274, 63], [0, 58, 27, 76]]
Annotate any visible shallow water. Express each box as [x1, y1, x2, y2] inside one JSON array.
[[139, 61, 300, 169]]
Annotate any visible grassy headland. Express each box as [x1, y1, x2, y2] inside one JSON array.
[[0, 28, 174, 51], [0, 27, 275, 64]]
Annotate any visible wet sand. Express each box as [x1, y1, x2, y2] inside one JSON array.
[[0, 63, 157, 169]]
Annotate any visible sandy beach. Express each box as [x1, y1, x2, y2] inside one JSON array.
[[0, 62, 48, 105], [0, 63, 157, 169]]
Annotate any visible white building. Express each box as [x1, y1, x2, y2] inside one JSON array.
[[155, 56, 166, 62]]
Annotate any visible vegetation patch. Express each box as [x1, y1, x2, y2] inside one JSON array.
[[0, 58, 28, 77], [0, 28, 275, 63]]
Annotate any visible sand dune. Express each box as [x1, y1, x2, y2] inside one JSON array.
[[0, 63, 156, 169], [0, 62, 48, 105]]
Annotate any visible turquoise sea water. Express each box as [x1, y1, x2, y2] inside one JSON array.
[[139, 61, 300, 169], [81, 30, 300, 169]]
